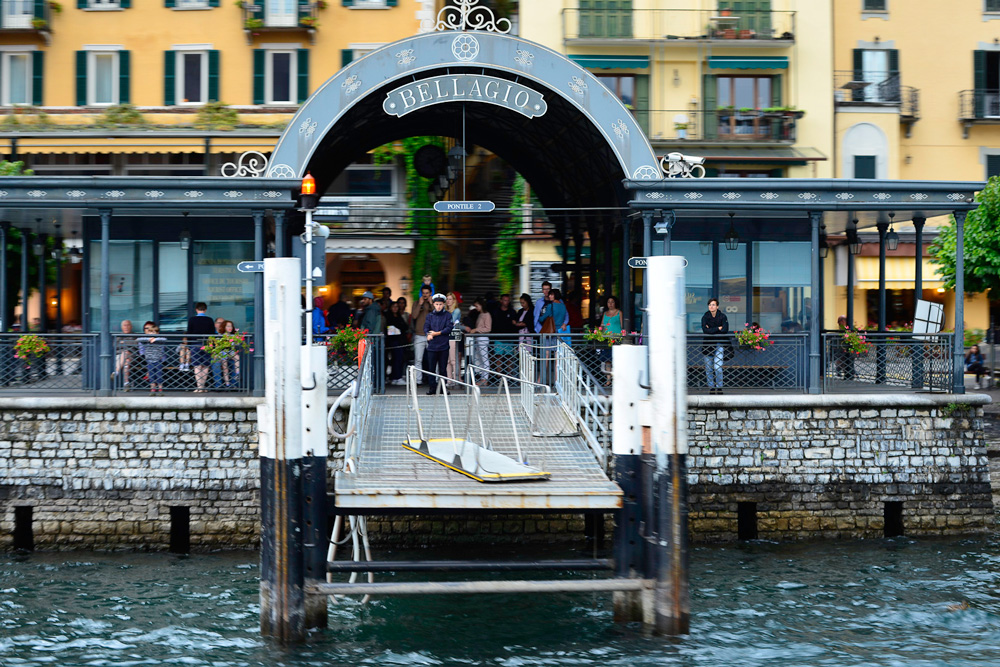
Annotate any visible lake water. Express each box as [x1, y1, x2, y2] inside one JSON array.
[[3, 538, 1000, 666]]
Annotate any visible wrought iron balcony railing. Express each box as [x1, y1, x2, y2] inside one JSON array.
[[833, 70, 902, 104], [959, 89, 1000, 120], [562, 8, 795, 42], [242, 0, 318, 30], [641, 108, 800, 143]]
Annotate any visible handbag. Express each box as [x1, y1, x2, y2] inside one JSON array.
[[540, 317, 556, 334]]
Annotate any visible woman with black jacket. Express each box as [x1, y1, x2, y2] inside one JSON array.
[[701, 298, 729, 394]]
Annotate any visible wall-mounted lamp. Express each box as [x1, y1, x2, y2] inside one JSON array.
[[819, 224, 829, 259], [399, 275, 410, 292], [885, 212, 899, 251], [179, 228, 192, 251], [724, 212, 740, 250], [672, 69, 680, 87], [68, 230, 82, 264]]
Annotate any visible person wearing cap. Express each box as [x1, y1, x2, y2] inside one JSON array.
[[358, 290, 383, 335], [423, 293, 453, 395]]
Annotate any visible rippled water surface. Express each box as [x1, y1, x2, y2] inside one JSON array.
[[4, 538, 1000, 666]]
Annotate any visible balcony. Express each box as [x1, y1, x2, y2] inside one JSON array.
[[562, 8, 795, 44], [640, 108, 800, 144], [834, 70, 920, 135], [0, 0, 52, 38], [242, 1, 318, 39], [958, 89, 1000, 138]]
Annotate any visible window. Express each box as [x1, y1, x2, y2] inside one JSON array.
[[716, 76, 774, 138], [987, 154, 1000, 180], [2, 0, 32, 28], [268, 51, 294, 104], [989, 0, 1000, 12], [2, 53, 31, 106], [180, 52, 206, 104], [578, 0, 632, 38], [165, 49, 218, 106], [596, 73, 649, 132], [176, 0, 208, 6], [753, 242, 811, 333], [342, 0, 398, 7], [329, 164, 395, 199], [863, 0, 886, 10], [854, 155, 877, 179], [851, 49, 899, 102], [76, 50, 129, 106], [254, 49, 308, 105], [974, 51, 1000, 118], [85, 0, 122, 8]]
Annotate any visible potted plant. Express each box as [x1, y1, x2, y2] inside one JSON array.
[[244, 17, 263, 28], [31, 17, 48, 29], [722, 28, 736, 39], [202, 332, 251, 364], [15, 334, 49, 372], [842, 329, 873, 356], [735, 324, 772, 351], [739, 29, 753, 39], [48, 1, 62, 12], [299, 15, 318, 27], [674, 122, 688, 139], [326, 321, 368, 365]]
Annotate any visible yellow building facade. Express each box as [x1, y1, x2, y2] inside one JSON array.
[[833, 0, 997, 332]]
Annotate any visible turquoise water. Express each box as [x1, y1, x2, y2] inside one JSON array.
[[3, 538, 1000, 666]]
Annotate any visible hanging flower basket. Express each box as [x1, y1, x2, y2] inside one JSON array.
[[202, 333, 250, 363], [842, 330, 872, 356], [14, 334, 49, 367], [735, 325, 772, 351]]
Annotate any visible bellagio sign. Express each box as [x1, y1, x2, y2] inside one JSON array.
[[382, 74, 548, 119]]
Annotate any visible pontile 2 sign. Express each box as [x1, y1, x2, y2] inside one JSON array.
[[383, 75, 547, 119]]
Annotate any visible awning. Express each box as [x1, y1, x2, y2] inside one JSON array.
[[569, 55, 649, 69], [708, 56, 789, 70], [855, 256, 944, 289], [326, 238, 414, 254], [695, 147, 827, 162]]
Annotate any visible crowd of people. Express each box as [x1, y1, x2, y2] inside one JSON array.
[[310, 275, 623, 393]]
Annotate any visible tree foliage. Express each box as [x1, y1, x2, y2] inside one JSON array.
[[929, 176, 1000, 295], [495, 174, 525, 294]]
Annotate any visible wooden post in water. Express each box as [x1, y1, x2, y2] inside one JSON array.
[[647, 255, 690, 635], [258, 258, 306, 643], [301, 343, 328, 629]]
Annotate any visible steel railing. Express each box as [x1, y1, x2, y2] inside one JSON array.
[[110, 332, 253, 395], [642, 109, 799, 143], [959, 89, 1000, 120], [823, 332, 954, 393], [0, 333, 98, 394], [321, 333, 384, 395], [687, 333, 808, 394], [556, 340, 611, 468], [242, 0, 317, 29], [561, 7, 795, 42], [834, 70, 903, 104]]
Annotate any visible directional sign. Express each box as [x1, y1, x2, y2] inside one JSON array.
[[627, 257, 648, 269], [237, 261, 264, 273], [433, 200, 496, 213]]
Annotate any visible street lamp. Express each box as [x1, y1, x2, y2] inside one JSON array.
[[179, 228, 191, 251], [885, 212, 899, 252], [819, 224, 829, 259], [848, 219, 863, 256]]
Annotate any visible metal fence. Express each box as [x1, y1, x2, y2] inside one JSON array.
[[823, 332, 954, 393], [110, 333, 253, 395], [687, 333, 808, 394], [561, 7, 796, 42], [0, 334, 98, 395]]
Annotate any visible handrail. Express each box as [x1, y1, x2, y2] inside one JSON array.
[[341, 342, 374, 467], [555, 341, 609, 468], [327, 382, 357, 441]]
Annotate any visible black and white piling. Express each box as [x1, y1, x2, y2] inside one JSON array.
[[258, 257, 306, 643]]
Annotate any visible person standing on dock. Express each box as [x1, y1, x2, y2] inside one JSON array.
[[701, 298, 729, 395], [423, 293, 453, 395]]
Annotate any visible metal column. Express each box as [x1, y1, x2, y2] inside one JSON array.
[[846, 233, 855, 328], [253, 210, 265, 397], [54, 232, 63, 333], [641, 211, 653, 338], [19, 228, 28, 333], [876, 222, 888, 387], [0, 222, 8, 332], [912, 216, 926, 389], [37, 234, 46, 333], [99, 210, 112, 395], [808, 212, 821, 394], [274, 210, 286, 258], [953, 211, 967, 394], [622, 219, 631, 330]]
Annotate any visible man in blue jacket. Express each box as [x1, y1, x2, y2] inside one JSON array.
[[423, 293, 453, 395]]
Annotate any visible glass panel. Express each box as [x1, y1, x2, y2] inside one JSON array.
[[182, 53, 202, 104], [8, 55, 28, 105], [732, 78, 755, 108], [271, 52, 292, 103], [193, 241, 256, 333], [719, 242, 747, 331], [756, 77, 770, 109], [158, 243, 188, 332], [94, 54, 114, 105], [618, 76, 635, 108], [717, 77, 731, 107], [752, 241, 811, 333], [673, 241, 714, 333], [89, 241, 154, 332], [5, 0, 32, 28]]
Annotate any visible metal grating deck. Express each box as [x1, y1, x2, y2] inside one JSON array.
[[334, 394, 622, 511]]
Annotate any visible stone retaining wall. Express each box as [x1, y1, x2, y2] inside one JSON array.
[[686, 394, 993, 541], [0, 398, 260, 551]]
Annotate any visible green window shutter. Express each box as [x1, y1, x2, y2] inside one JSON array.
[[77, 0, 86, 8], [704, 167, 719, 178], [887, 49, 898, 75], [296, 48, 309, 103], [975, 50, 986, 118], [120, 0, 130, 7], [75, 50, 87, 106], [987, 155, 1000, 180], [208, 50, 220, 102], [209, 0, 219, 5], [769, 73, 782, 139], [703, 74, 717, 140], [633, 73, 649, 136], [989, 0, 1000, 11], [854, 155, 876, 179], [164, 0, 175, 7], [252, 49, 265, 105], [341, 49, 353, 67], [119, 50, 130, 105], [387, 0, 397, 5], [297, 0, 308, 18], [33, 0, 44, 18], [852, 48, 864, 101], [31, 51, 42, 106], [164, 50, 175, 106], [342, 0, 353, 5], [864, 0, 886, 9], [769, 167, 784, 178]]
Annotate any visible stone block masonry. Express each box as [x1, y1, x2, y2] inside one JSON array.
[[686, 394, 994, 542], [0, 398, 261, 551]]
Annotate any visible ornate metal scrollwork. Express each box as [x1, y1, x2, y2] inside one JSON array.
[[221, 151, 269, 178], [426, 0, 511, 34], [660, 152, 706, 178]]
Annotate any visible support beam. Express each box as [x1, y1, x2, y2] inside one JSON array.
[[0, 222, 8, 332], [808, 212, 822, 394], [641, 211, 653, 338], [913, 216, 925, 295], [19, 228, 27, 333], [274, 210, 286, 258], [253, 210, 265, 397], [37, 234, 46, 333], [99, 210, 112, 395], [877, 223, 888, 333], [846, 238, 855, 328], [307, 579, 649, 596], [54, 233, 63, 334], [954, 210, 967, 394]]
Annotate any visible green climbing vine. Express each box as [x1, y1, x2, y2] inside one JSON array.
[[373, 137, 446, 297], [495, 174, 526, 294]]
